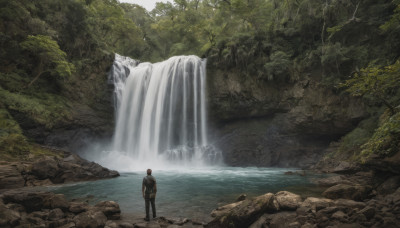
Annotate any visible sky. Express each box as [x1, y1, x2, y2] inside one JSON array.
[[119, 0, 172, 11]]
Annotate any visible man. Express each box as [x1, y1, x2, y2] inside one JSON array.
[[142, 169, 157, 221]]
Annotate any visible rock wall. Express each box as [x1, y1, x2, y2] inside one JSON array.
[[207, 67, 367, 167]]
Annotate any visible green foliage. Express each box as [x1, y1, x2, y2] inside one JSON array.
[[336, 117, 378, 159], [0, 108, 29, 156], [263, 51, 291, 81], [360, 112, 400, 160], [0, 87, 71, 128], [341, 60, 400, 114], [20, 35, 75, 86]]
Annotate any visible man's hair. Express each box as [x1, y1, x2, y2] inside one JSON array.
[[147, 169, 152, 175]]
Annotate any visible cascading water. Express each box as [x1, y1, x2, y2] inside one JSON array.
[[105, 54, 222, 170]]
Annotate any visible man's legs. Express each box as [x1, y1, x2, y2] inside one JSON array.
[[145, 198, 150, 220], [150, 198, 156, 218]]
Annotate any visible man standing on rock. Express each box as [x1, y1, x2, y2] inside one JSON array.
[[142, 168, 157, 221]]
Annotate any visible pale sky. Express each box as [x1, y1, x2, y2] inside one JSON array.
[[119, 0, 172, 11]]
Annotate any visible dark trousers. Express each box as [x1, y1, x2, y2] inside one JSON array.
[[145, 197, 156, 218]]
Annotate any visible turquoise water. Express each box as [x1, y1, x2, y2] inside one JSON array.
[[48, 167, 325, 221]]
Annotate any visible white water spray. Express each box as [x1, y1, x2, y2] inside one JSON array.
[[104, 54, 221, 171]]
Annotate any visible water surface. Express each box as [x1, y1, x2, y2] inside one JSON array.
[[49, 167, 325, 221]]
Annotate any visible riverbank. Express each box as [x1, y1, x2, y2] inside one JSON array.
[[0, 147, 119, 191]]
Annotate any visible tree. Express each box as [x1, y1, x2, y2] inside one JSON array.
[[20, 35, 74, 87], [341, 60, 400, 115]]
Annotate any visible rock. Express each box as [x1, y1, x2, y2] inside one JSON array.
[[316, 206, 339, 218], [30, 211, 48, 220], [377, 176, 400, 195], [31, 157, 59, 179], [249, 214, 268, 228], [332, 161, 361, 174], [42, 193, 70, 211], [315, 175, 350, 187], [0, 165, 25, 189], [69, 202, 89, 214], [301, 197, 334, 211], [382, 216, 398, 228], [95, 201, 121, 220], [210, 201, 243, 218], [322, 184, 371, 201], [105, 220, 119, 228], [236, 194, 247, 202], [58, 222, 76, 228], [296, 206, 312, 216], [73, 210, 107, 228], [207, 193, 278, 228], [334, 199, 366, 209], [118, 222, 135, 228], [26, 178, 53, 187], [359, 206, 375, 218], [301, 223, 316, 228], [331, 211, 348, 222], [2, 191, 46, 212], [48, 208, 64, 221], [134, 221, 162, 228], [275, 191, 302, 210], [0, 201, 21, 227], [264, 212, 298, 228]]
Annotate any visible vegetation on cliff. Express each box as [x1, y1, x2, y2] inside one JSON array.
[[0, 0, 399, 163]]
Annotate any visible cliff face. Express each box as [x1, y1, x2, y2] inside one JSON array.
[[15, 54, 115, 153], [207, 67, 367, 167]]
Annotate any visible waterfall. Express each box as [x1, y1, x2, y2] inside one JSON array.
[[107, 54, 222, 169]]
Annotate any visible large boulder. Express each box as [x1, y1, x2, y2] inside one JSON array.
[[73, 210, 107, 228], [322, 184, 372, 201], [31, 157, 59, 180], [275, 191, 302, 210], [207, 193, 279, 228], [95, 201, 121, 220]]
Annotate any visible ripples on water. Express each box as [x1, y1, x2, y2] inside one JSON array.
[[48, 167, 326, 221]]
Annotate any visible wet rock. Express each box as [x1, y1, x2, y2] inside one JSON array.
[[275, 191, 302, 210], [322, 184, 371, 201], [301, 197, 334, 211], [0, 165, 25, 189], [210, 201, 243, 218], [207, 193, 278, 228], [69, 202, 89, 214], [73, 210, 107, 228], [236, 194, 247, 202], [95, 201, 121, 220]]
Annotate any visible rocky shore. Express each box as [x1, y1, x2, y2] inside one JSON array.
[[0, 149, 119, 190]]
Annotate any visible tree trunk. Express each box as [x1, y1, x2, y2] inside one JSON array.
[[27, 61, 44, 88]]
